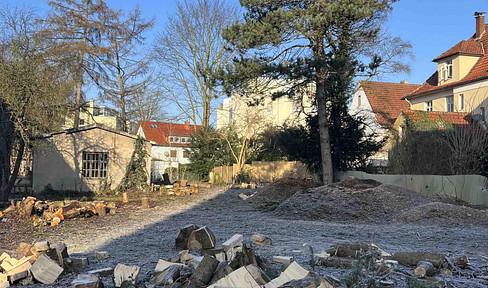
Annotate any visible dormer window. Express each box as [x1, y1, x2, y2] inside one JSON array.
[[151, 124, 157, 128], [441, 60, 453, 81]]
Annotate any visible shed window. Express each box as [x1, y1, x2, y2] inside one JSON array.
[[170, 150, 177, 158], [425, 101, 433, 111], [82, 152, 108, 178]]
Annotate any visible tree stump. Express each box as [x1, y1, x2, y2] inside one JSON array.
[[141, 197, 149, 209]]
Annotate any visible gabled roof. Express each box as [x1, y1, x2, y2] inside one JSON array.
[[408, 24, 488, 99], [400, 110, 472, 129], [359, 81, 420, 127], [136, 121, 203, 146], [39, 124, 148, 141]]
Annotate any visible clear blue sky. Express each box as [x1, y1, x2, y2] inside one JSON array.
[[2, 0, 487, 87]]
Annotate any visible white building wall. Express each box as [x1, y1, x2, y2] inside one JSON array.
[[150, 145, 191, 180]]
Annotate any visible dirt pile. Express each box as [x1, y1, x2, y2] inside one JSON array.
[[273, 183, 428, 221], [394, 202, 488, 225], [271, 179, 488, 225], [248, 178, 321, 210]]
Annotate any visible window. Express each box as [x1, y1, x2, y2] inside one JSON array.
[[459, 94, 464, 111], [183, 151, 189, 158], [170, 150, 177, 158], [446, 96, 454, 112], [425, 101, 433, 111], [82, 152, 108, 178], [151, 124, 157, 128], [169, 137, 174, 143], [358, 95, 361, 107], [181, 137, 186, 143], [79, 119, 85, 126], [174, 137, 180, 143], [446, 60, 452, 79]]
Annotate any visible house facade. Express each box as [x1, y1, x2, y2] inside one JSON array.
[[404, 12, 488, 121], [349, 81, 420, 165], [32, 125, 151, 193], [136, 121, 202, 181], [217, 79, 315, 132], [63, 100, 137, 134]]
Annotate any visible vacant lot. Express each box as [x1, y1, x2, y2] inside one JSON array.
[[3, 183, 488, 287]]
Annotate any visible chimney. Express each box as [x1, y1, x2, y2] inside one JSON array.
[[184, 121, 190, 130], [475, 12, 486, 39], [400, 80, 408, 84]]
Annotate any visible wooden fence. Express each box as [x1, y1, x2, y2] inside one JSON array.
[[210, 161, 317, 184]]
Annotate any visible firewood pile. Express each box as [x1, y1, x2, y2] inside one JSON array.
[[1, 197, 116, 227], [0, 225, 483, 287]]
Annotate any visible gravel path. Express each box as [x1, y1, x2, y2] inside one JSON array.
[[19, 187, 488, 287]]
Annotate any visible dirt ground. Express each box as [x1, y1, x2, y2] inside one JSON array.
[[3, 184, 488, 287]]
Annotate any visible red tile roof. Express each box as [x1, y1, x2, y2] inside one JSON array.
[[401, 110, 472, 129], [407, 24, 488, 99], [136, 121, 203, 146], [359, 81, 420, 127]]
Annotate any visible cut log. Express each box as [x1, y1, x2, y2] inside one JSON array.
[[154, 259, 184, 272], [141, 197, 149, 209], [273, 256, 293, 264], [245, 264, 267, 285], [113, 264, 140, 288], [64, 257, 89, 273], [30, 254, 64, 284], [222, 234, 243, 260], [229, 244, 257, 270], [188, 255, 219, 287], [148, 264, 182, 286], [87, 267, 114, 277], [264, 262, 311, 288], [187, 226, 216, 250], [252, 234, 272, 246], [32, 241, 50, 253], [316, 256, 356, 268], [175, 224, 199, 250], [390, 252, 447, 268], [278, 277, 317, 288], [15, 243, 32, 257], [94, 251, 109, 259], [0, 274, 9, 288], [71, 274, 101, 288], [326, 243, 370, 259], [178, 250, 195, 265], [452, 255, 469, 268], [8, 269, 29, 283], [95, 204, 106, 217], [208, 266, 260, 288], [5, 257, 31, 276], [414, 261, 436, 278], [50, 243, 69, 265], [209, 261, 234, 284]]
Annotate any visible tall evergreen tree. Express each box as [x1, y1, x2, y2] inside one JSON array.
[[223, 0, 396, 183]]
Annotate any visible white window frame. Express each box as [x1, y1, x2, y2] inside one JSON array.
[[459, 94, 464, 111], [446, 60, 453, 79], [425, 101, 433, 111], [446, 96, 454, 112]]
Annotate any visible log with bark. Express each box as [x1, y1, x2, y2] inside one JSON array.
[[414, 261, 436, 278]]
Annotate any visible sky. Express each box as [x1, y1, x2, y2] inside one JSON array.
[[1, 0, 488, 117]]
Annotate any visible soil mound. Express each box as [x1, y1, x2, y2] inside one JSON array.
[[273, 183, 429, 221], [249, 178, 321, 211], [394, 202, 488, 225]]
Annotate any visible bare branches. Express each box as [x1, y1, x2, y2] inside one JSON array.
[[154, 0, 238, 127]]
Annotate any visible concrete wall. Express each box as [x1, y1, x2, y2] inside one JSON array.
[[33, 127, 151, 193], [337, 171, 488, 206]]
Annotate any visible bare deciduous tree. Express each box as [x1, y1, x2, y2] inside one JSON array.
[[0, 6, 72, 201], [100, 7, 154, 132], [154, 0, 238, 127], [45, 0, 113, 129]]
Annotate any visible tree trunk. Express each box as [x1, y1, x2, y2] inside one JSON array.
[[203, 100, 210, 128], [315, 79, 334, 184], [74, 80, 82, 129], [0, 139, 24, 202]]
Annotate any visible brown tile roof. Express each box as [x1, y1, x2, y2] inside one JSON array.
[[408, 24, 488, 99], [401, 110, 472, 129], [136, 121, 203, 146], [360, 81, 420, 127]]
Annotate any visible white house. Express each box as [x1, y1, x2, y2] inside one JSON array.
[[136, 121, 202, 181]]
